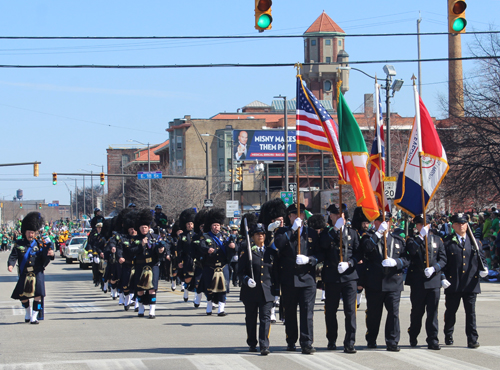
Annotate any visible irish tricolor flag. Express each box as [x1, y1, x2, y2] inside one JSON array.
[[338, 91, 380, 221]]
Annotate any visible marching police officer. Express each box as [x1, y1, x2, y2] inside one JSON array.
[[154, 205, 168, 234], [405, 214, 447, 350], [360, 211, 409, 351], [176, 208, 197, 302], [274, 203, 321, 354], [319, 204, 360, 353], [442, 213, 488, 348], [238, 223, 276, 356]]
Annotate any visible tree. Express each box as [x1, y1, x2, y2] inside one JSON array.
[[439, 31, 500, 211]]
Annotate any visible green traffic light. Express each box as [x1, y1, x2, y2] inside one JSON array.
[[257, 14, 272, 29], [53, 181, 57, 185], [452, 18, 466, 32]]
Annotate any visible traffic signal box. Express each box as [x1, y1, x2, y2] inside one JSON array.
[[236, 167, 243, 182], [255, 0, 272, 32], [34, 163, 39, 177], [448, 0, 467, 34], [100, 172, 105, 185], [52, 173, 57, 185]]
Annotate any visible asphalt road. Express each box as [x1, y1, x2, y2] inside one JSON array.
[[1, 250, 499, 370]]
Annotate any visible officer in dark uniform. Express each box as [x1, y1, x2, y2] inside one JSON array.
[[90, 208, 105, 230], [442, 213, 488, 348], [176, 208, 197, 302], [133, 209, 169, 318], [87, 222, 106, 288], [405, 214, 447, 350], [198, 208, 236, 316], [360, 210, 409, 351], [274, 203, 322, 355], [8, 212, 55, 324], [153, 205, 168, 234], [319, 204, 360, 353], [190, 209, 209, 307], [238, 223, 276, 355]]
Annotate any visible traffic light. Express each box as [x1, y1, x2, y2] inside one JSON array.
[[52, 173, 57, 185], [39, 203, 42, 209], [448, 0, 467, 34], [100, 172, 105, 185], [255, 0, 272, 32], [113, 201, 116, 208], [236, 167, 243, 182], [34, 163, 39, 177], [20, 203, 23, 209]]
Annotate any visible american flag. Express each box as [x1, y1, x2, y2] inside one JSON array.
[[369, 83, 389, 211], [295, 77, 344, 179]]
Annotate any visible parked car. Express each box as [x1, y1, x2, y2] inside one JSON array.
[[64, 236, 87, 264], [77, 239, 92, 269]]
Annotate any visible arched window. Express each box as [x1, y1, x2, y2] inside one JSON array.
[[324, 80, 332, 91]]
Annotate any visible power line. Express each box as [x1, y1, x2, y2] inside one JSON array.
[[0, 31, 499, 40], [0, 55, 497, 69]]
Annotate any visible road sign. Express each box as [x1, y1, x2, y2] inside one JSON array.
[[280, 191, 294, 207], [384, 180, 397, 200], [203, 199, 213, 208], [48, 203, 59, 207], [234, 210, 240, 217], [137, 171, 162, 180], [226, 200, 239, 218], [289, 182, 297, 193]]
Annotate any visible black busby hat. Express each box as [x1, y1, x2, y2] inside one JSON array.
[[326, 204, 340, 214], [351, 207, 369, 232], [122, 210, 138, 232], [135, 209, 154, 232], [100, 217, 114, 240], [194, 208, 208, 234], [258, 198, 287, 227], [112, 208, 132, 233], [286, 203, 307, 215], [451, 213, 468, 224], [21, 212, 44, 234], [241, 213, 258, 237], [203, 208, 226, 233], [307, 214, 327, 230], [250, 223, 266, 236], [179, 208, 196, 231]]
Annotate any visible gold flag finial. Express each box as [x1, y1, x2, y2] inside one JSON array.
[[295, 63, 302, 77], [411, 74, 417, 85], [336, 80, 343, 104]]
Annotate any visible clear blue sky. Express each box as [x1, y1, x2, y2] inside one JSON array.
[[0, 1, 497, 207]]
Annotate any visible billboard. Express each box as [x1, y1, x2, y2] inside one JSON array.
[[232, 129, 296, 161]]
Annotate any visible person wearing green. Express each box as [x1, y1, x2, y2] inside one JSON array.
[[482, 212, 492, 240]]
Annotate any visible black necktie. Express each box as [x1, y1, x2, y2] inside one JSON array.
[[461, 237, 466, 248]]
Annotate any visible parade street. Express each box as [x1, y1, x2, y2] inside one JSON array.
[[0, 251, 499, 370]]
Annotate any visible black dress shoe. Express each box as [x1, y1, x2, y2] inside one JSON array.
[[138, 313, 145, 317], [217, 312, 226, 316], [410, 339, 418, 347], [25, 319, 30, 323], [428, 343, 441, 350], [134, 307, 139, 312], [367, 342, 377, 349], [194, 303, 200, 308], [30, 320, 39, 325], [184, 298, 188, 302], [260, 348, 270, 356], [148, 315, 155, 319], [386, 345, 400, 352], [301, 345, 316, 354], [445, 335, 454, 345], [124, 305, 129, 311], [344, 346, 357, 354], [206, 312, 212, 316], [468, 342, 480, 349], [286, 344, 296, 351], [327, 343, 336, 350], [249, 346, 257, 352]]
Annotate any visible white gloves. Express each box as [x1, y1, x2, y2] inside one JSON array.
[[441, 279, 451, 289], [338, 262, 349, 274], [268, 220, 281, 232], [44, 237, 51, 244], [88, 256, 93, 263], [247, 278, 256, 288], [382, 258, 397, 267], [419, 224, 431, 239], [292, 218, 303, 231], [296, 254, 310, 265], [480, 269, 489, 278], [375, 221, 388, 238], [334, 218, 345, 230], [94, 257, 100, 264], [424, 266, 435, 278]]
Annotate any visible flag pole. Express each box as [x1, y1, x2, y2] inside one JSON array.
[[412, 75, 429, 268], [339, 178, 343, 262], [375, 78, 388, 259], [295, 63, 302, 255]]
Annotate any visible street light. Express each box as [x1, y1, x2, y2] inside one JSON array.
[[274, 94, 289, 191], [89, 163, 105, 215], [338, 65, 404, 177], [201, 133, 235, 201], [128, 140, 151, 208]]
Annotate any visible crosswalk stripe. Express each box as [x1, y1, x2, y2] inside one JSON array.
[[188, 354, 261, 370], [11, 305, 24, 316], [86, 358, 149, 370], [286, 352, 372, 370], [476, 346, 500, 359], [383, 348, 492, 370]]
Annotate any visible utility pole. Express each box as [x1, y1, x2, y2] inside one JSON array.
[[417, 13, 422, 96]]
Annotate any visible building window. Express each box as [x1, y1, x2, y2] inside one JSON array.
[[326, 57, 331, 63], [177, 160, 183, 168], [176, 136, 182, 150], [218, 138, 224, 148], [325, 39, 331, 46], [338, 40, 342, 47], [121, 154, 130, 166], [219, 158, 224, 172], [311, 39, 316, 46], [324, 80, 332, 91]]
